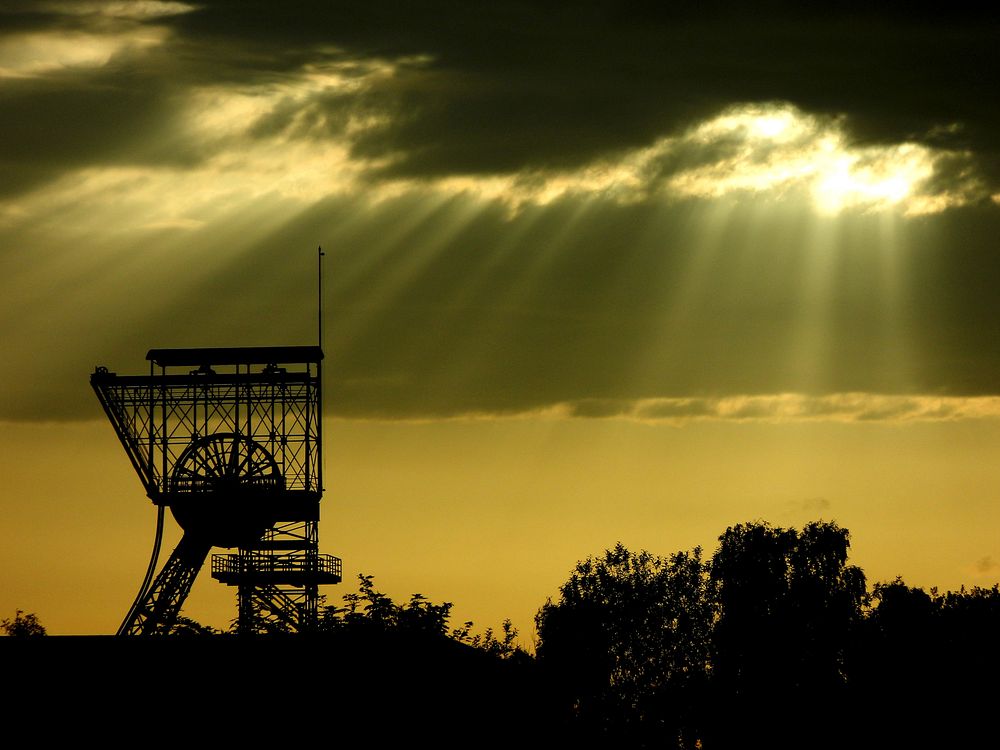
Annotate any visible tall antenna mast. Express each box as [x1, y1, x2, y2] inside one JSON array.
[[318, 245, 325, 351]]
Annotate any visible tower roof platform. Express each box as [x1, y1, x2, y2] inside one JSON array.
[[146, 346, 323, 367]]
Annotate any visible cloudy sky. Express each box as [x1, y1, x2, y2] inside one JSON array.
[[3, 1, 1000, 635]]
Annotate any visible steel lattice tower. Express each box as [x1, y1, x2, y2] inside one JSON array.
[[92, 346, 341, 635]]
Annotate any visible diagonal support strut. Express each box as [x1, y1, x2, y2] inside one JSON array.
[[119, 533, 212, 636]]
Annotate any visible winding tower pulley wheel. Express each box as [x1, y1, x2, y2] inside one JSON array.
[[173, 432, 281, 494], [170, 433, 283, 549]]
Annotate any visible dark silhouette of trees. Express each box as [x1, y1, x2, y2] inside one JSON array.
[[320, 573, 523, 657], [9, 522, 1000, 748], [708, 521, 866, 748], [1, 610, 46, 636], [536, 521, 869, 748], [309, 573, 545, 743], [171, 614, 220, 636], [535, 543, 713, 748], [849, 578, 1000, 747], [321, 573, 456, 636], [451, 616, 521, 658]]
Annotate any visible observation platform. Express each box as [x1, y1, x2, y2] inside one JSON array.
[[211, 553, 343, 586]]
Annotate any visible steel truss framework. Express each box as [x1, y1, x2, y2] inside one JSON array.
[[92, 347, 341, 636], [214, 521, 342, 633], [123, 533, 212, 635]]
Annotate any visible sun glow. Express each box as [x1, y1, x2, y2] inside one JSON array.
[[811, 143, 933, 214], [0, 37, 980, 236], [401, 103, 977, 217], [666, 105, 952, 215]]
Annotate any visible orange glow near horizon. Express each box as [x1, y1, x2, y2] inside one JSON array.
[[4, 414, 1000, 639]]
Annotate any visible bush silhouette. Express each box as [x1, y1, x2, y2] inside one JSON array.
[[1, 610, 46, 637]]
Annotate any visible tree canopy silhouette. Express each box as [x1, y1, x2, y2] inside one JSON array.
[[535, 543, 713, 747], [321, 573, 454, 636], [320, 573, 522, 658], [535, 520, 871, 749], [708, 521, 866, 748], [1, 610, 46, 637]]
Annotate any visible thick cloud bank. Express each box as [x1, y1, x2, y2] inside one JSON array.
[[1, 1, 999, 421]]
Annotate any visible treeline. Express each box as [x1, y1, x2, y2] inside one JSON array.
[[161, 572, 525, 655], [316, 572, 522, 657], [7, 520, 999, 748], [535, 521, 1000, 749]]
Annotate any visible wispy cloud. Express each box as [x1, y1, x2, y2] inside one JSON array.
[[974, 556, 998, 574], [793, 497, 832, 513], [336, 394, 1000, 425], [557, 393, 1000, 425]]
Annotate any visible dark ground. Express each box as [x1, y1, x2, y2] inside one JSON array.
[[2, 632, 557, 746]]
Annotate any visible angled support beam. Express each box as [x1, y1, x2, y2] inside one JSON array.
[[119, 534, 211, 636]]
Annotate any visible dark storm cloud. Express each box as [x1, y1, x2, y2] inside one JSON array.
[[305, 197, 1000, 419], [0, 6, 200, 193], [0, 73, 192, 166], [4, 1, 1000, 422], [323, 199, 1000, 419], [0, 2, 350, 193], [160, 1, 1000, 186], [6, 191, 1000, 422], [3, 1, 999, 195]]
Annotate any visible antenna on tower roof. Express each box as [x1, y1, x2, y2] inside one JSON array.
[[318, 245, 325, 352]]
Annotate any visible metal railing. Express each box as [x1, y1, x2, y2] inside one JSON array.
[[212, 553, 342, 579]]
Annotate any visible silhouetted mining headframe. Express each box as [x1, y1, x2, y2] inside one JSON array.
[[92, 345, 341, 635]]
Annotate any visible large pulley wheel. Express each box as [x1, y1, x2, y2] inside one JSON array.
[[169, 433, 283, 548]]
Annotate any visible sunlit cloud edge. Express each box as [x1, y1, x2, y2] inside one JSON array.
[[325, 393, 1000, 426], [1, 44, 990, 223]]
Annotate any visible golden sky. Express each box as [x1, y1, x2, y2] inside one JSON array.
[[2, 1, 1000, 636]]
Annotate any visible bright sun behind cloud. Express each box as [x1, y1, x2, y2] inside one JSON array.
[[0, 35, 983, 233], [663, 104, 968, 216], [399, 102, 981, 217]]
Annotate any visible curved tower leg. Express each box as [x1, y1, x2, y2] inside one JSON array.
[[117, 506, 166, 635], [120, 533, 212, 636]]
